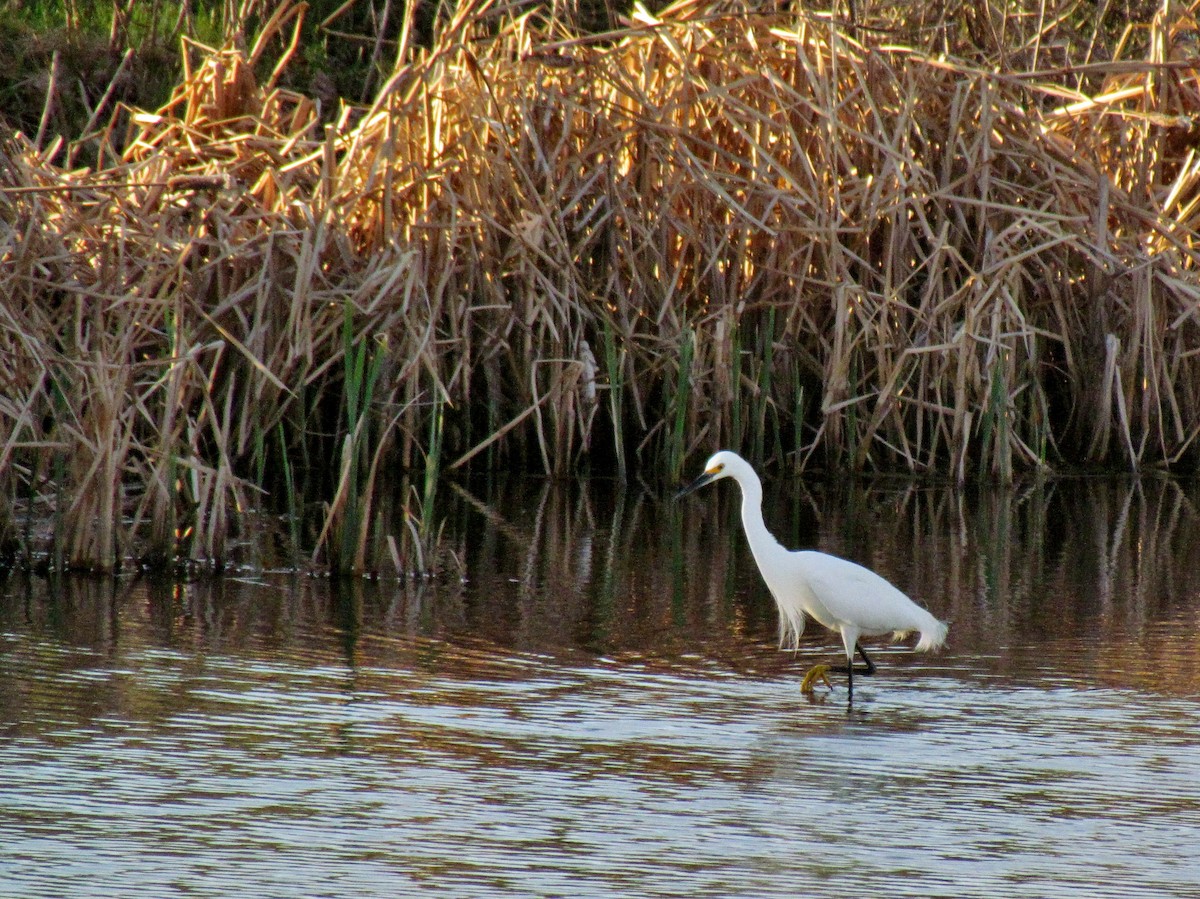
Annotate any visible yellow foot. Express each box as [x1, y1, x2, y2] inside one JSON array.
[[800, 664, 833, 693]]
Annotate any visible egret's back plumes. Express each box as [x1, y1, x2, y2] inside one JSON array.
[[914, 618, 949, 653]]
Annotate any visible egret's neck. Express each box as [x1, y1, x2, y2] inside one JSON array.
[[735, 471, 781, 556]]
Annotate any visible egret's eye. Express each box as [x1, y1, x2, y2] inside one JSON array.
[[710, 464, 724, 474]]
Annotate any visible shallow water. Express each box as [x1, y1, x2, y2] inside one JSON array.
[[3, 476, 1200, 897]]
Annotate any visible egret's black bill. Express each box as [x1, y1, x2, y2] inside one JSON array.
[[675, 470, 716, 499]]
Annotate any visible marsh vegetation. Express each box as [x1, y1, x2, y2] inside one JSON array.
[[3, 0, 1200, 571]]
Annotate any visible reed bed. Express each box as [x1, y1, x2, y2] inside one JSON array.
[[4, 0, 1200, 571]]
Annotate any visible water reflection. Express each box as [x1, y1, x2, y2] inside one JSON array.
[[2, 476, 1200, 897]]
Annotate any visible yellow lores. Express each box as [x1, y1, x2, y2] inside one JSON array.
[[678, 451, 948, 703]]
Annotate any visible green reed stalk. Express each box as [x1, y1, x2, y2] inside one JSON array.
[[47, 370, 68, 574], [982, 361, 1012, 482], [277, 421, 300, 564], [50, 438, 66, 575], [754, 308, 777, 464], [487, 370, 500, 471], [601, 316, 627, 482], [846, 353, 860, 469], [1032, 381, 1050, 468], [793, 370, 807, 472], [332, 303, 387, 572], [730, 323, 743, 451], [19, 462, 34, 570], [421, 387, 444, 539], [668, 327, 694, 480], [252, 428, 267, 496]]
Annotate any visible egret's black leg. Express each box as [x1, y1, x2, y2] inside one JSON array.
[[832, 643, 876, 676], [856, 643, 877, 676], [833, 643, 876, 703]]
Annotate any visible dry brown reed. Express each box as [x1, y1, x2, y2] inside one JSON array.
[[4, 0, 1200, 571]]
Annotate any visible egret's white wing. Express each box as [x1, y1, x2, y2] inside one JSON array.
[[791, 551, 921, 636]]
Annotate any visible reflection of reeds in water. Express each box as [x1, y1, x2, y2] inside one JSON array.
[[6, 475, 1198, 693], [6, 0, 1200, 569]]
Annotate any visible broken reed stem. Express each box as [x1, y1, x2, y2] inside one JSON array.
[[5, 0, 1200, 571]]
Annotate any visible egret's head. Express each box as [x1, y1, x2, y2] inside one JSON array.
[[675, 450, 743, 499]]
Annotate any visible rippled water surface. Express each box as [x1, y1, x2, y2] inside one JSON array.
[[3, 477, 1200, 897]]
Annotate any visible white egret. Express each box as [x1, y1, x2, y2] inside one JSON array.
[[677, 451, 947, 701]]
